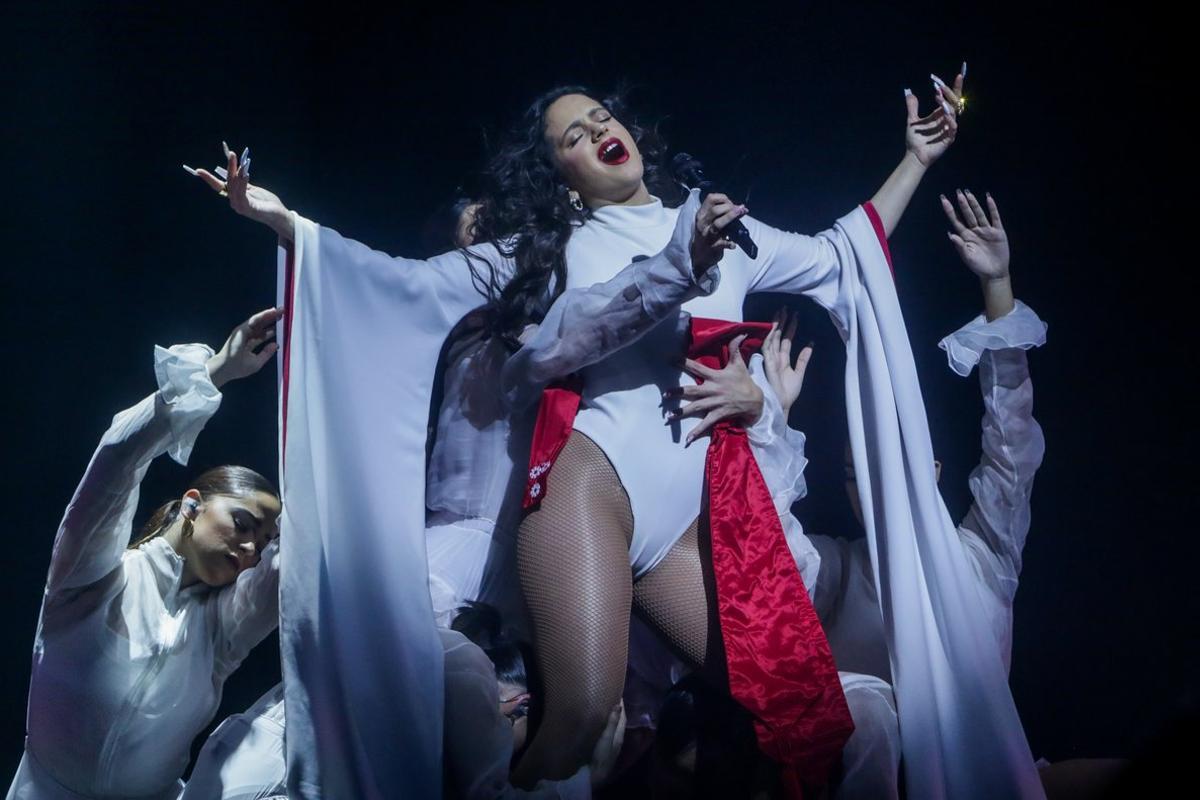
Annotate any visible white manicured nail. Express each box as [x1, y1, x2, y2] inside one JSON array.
[[181, 164, 198, 176], [961, 61, 968, 78], [215, 166, 229, 180], [941, 100, 953, 116], [930, 74, 946, 87], [904, 88, 912, 97]]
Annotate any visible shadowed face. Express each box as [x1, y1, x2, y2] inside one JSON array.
[[543, 93, 646, 208], [498, 679, 531, 753], [180, 490, 281, 587]]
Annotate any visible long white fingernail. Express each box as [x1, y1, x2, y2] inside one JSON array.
[[961, 61, 968, 78], [242, 157, 251, 176], [215, 166, 229, 180], [942, 100, 953, 116], [930, 74, 946, 87], [903, 88, 912, 97], [182, 164, 198, 176]]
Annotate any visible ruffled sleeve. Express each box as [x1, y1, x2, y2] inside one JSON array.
[[45, 344, 222, 596], [937, 300, 1048, 377]]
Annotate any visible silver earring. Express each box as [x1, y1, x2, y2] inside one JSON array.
[[569, 193, 584, 212]]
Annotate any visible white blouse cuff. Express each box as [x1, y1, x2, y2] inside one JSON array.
[[153, 343, 222, 465], [938, 300, 1047, 377]]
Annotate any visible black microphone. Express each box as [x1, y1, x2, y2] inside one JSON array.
[[671, 152, 758, 259]]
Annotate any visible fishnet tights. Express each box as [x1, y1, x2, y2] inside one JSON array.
[[513, 431, 718, 784]]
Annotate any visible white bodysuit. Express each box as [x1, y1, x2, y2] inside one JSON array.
[[6, 345, 280, 800], [535, 195, 858, 576]]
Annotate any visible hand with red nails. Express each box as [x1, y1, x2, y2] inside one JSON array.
[[690, 192, 749, 274], [665, 333, 764, 447]]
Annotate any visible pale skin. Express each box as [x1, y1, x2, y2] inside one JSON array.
[[162, 306, 284, 588]]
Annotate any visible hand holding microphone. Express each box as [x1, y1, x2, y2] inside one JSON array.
[[673, 153, 759, 259]]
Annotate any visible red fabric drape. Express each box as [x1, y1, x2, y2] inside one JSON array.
[[522, 318, 853, 793]]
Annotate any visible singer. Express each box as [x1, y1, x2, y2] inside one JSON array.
[[200, 76, 1045, 799]]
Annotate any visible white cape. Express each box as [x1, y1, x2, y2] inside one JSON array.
[[275, 216, 507, 798], [833, 209, 1044, 798]]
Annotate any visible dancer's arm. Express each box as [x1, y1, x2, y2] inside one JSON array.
[[44, 346, 222, 597], [502, 190, 727, 409], [937, 192, 1046, 668], [213, 535, 281, 680], [188, 143, 513, 326], [45, 308, 279, 598]]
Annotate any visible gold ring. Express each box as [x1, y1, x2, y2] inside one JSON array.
[[218, 186, 229, 198], [956, 96, 967, 115]]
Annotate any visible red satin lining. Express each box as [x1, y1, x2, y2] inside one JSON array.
[[281, 242, 296, 462], [689, 318, 853, 792], [861, 201, 894, 278]]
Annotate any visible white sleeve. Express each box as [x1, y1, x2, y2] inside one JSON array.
[[213, 537, 281, 681], [941, 302, 1047, 671], [45, 344, 221, 596], [442, 635, 590, 799], [502, 190, 716, 409]]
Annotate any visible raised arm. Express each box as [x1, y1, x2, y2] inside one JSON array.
[[46, 307, 280, 597], [937, 191, 1046, 671], [746, 64, 964, 301], [46, 344, 222, 596], [501, 189, 735, 409]]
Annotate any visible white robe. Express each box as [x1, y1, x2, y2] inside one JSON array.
[[6, 345, 280, 800]]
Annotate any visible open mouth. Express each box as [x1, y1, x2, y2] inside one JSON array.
[[597, 137, 629, 165]]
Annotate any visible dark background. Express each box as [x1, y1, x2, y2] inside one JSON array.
[[2, 1, 1189, 782]]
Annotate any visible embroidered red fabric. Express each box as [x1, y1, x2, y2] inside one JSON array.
[[522, 375, 583, 509]]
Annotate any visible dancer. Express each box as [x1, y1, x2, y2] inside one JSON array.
[[6, 308, 283, 800], [753, 190, 1046, 797]]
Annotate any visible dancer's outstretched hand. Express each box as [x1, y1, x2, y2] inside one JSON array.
[[184, 142, 294, 241], [691, 192, 748, 274], [940, 189, 1009, 280], [906, 64, 965, 167], [207, 306, 284, 388], [668, 334, 764, 447], [589, 701, 626, 787], [761, 308, 812, 417]]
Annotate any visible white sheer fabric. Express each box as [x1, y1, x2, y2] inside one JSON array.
[[7, 345, 279, 800]]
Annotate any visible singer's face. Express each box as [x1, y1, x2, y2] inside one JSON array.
[[544, 93, 645, 207]]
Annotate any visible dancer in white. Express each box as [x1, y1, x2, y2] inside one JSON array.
[[753, 190, 1045, 797], [7, 308, 283, 800]]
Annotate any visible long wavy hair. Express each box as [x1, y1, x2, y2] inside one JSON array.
[[465, 85, 686, 342]]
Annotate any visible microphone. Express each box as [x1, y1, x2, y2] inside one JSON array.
[[671, 152, 758, 259]]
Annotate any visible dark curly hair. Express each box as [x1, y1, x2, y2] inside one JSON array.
[[464, 85, 686, 342]]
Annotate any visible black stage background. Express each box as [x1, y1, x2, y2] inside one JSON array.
[[2, 1, 1189, 781]]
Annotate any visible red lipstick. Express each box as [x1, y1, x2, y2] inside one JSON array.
[[597, 137, 629, 165]]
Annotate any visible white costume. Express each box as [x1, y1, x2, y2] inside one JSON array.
[[769, 301, 1048, 798], [279, 183, 1042, 796], [6, 345, 280, 800]]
